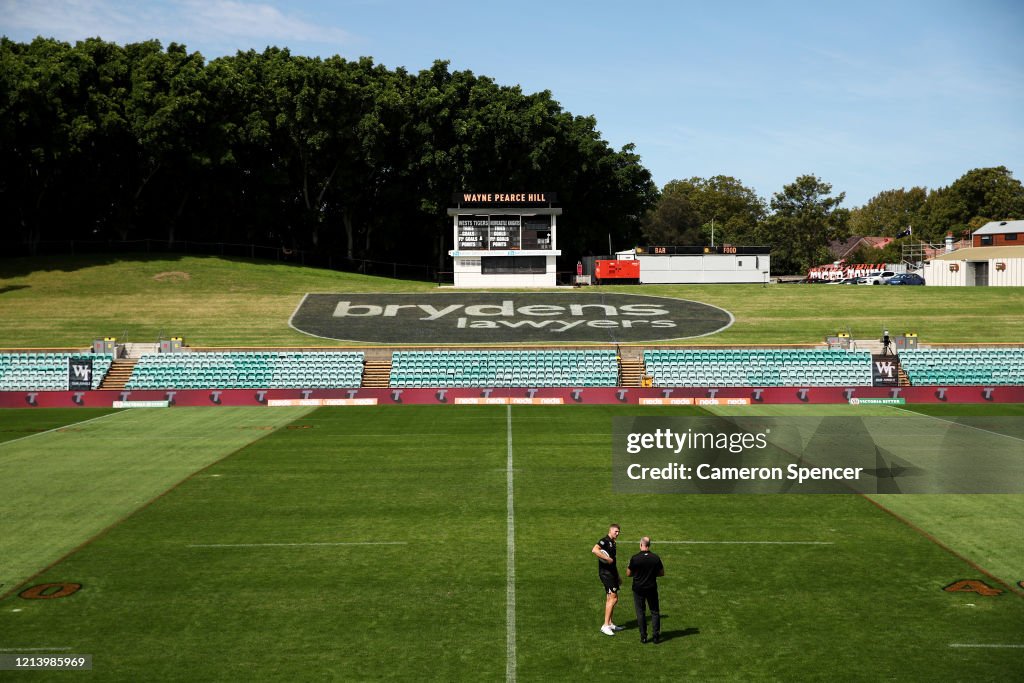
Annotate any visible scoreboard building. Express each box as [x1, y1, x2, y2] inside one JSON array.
[[448, 192, 561, 287]]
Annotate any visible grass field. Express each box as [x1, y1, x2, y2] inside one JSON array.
[[1, 404, 1021, 681], [1, 254, 1023, 346]]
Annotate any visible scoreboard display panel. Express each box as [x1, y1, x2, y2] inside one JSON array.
[[456, 215, 523, 250], [457, 217, 488, 249]]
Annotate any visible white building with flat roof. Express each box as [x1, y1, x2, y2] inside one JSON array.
[[921, 245, 1024, 286], [447, 193, 561, 287], [615, 246, 771, 284]]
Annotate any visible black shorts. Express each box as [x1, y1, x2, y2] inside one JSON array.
[[600, 573, 620, 594]]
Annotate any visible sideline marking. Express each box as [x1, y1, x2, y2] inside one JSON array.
[[948, 644, 1024, 649], [657, 540, 834, 545], [870, 407, 1024, 597], [0, 407, 316, 602], [0, 648, 74, 652], [186, 542, 406, 548], [0, 411, 122, 450], [892, 406, 1024, 443], [861, 496, 1024, 598], [506, 404, 517, 683]]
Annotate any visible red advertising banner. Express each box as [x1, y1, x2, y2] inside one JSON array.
[[2, 386, 1022, 408]]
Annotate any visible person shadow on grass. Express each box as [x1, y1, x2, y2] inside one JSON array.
[[616, 614, 700, 642]]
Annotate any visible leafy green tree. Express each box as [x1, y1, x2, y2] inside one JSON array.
[[848, 187, 927, 237], [948, 166, 1024, 221], [917, 167, 1024, 241], [641, 175, 765, 247], [0, 39, 656, 270], [121, 40, 209, 242], [640, 180, 700, 244], [763, 175, 849, 274], [0, 37, 89, 251]]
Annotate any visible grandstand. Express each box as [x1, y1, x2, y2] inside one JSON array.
[[643, 348, 872, 387], [125, 351, 365, 389], [0, 352, 112, 391], [389, 349, 617, 388], [899, 348, 1024, 386], [2, 347, 1024, 393]]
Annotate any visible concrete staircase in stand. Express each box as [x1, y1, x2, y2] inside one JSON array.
[[362, 359, 392, 388], [618, 352, 645, 387], [99, 358, 137, 390]]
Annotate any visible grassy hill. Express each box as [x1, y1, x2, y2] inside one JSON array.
[[1, 254, 1022, 346]]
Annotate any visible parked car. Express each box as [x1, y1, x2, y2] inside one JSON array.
[[885, 273, 925, 285], [856, 271, 897, 285], [828, 277, 860, 285]]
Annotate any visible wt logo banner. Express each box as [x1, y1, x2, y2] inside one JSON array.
[[68, 358, 94, 390], [871, 355, 899, 387]]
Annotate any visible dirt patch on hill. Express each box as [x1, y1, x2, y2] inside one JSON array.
[[153, 271, 191, 282]]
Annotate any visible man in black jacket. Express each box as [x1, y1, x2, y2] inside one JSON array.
[[627, 536, 665, 643]]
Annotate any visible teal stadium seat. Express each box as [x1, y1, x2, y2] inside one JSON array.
[[125, 351, 365, 389], [644, 348, 873, 387], [0, 352, 113, 391], [389, 349, 618, 388], [900, 348, 1023, 386]]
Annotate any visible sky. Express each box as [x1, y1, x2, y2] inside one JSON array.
[[3, 0, 1023, 207]]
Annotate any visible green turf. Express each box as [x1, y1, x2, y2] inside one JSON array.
[[0, 408, 117, 444], [868, 405, 1024, 591], [0, 405, 1020, 681], [1, 254, 1022, 346], [0, 407, 313, 595]]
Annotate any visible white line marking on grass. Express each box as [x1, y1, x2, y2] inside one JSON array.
[[0, 647, 74, 651], [948, 643, 1024, 649], [0, 411, 123, 449], [186, 542, 407, 548], [892, 406, 1024, 443], [657, 541, 834, 545], [506, 404, 517, 683]]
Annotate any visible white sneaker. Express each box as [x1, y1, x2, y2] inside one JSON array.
[[600, 625, 616, 636], [610, 623, 624, 631]]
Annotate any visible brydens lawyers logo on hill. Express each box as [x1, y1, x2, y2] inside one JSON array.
[[333, 299, 675, 332], [290, 293, 733, 343]]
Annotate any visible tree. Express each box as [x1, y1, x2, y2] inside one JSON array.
[[641, 176, 766, 247], [917, 167, 1024, 241], [0, 37, 91, 251], [848, 187, 927, 237], [0, 39, 657, 269], [120, 40, 209, 243], [640, 181, 699, 244], [947, 166, 1024, 221], [763, 175, 849, 274]]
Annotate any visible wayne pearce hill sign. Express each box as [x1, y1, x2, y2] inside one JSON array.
[[290, 293, 733, 343]]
